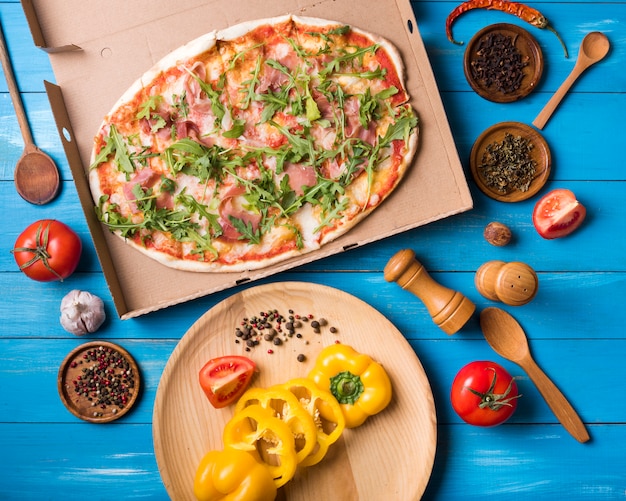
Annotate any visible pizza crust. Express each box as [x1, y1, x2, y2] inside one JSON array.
[[125, 233, 307, 273], [292, 15, 410, 103]]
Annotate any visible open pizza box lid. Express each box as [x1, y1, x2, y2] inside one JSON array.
[[22, 0, 473, 319]]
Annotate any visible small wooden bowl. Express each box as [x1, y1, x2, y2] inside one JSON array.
[[470, 121, 551, 202], [464, 23, 543, 103], [58, 341, 141, 423]]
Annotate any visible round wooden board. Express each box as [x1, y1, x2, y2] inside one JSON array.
[[464, 23, 543, 103], [470, 121, 551, 202], [153, 282, 437, 501]]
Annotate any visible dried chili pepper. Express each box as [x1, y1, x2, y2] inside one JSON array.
[[446, 0, 569, 58]]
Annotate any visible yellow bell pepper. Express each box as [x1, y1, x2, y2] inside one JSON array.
[[193, 448, 277, 501], [234, 385, 318, 464], [281, 377, 345, 466], [308, 344, 392, 428], [223, 404, 298, 488]]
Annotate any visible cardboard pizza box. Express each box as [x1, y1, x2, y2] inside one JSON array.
[[21, 0, 473, 319]]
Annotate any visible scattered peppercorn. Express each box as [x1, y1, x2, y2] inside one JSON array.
[[233, 309, 340, 354], [297, 354, 306, 362]]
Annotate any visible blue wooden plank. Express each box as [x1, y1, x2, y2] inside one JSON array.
[[2, 91, 624, 184], [302, 179, 626, 272], [3, 179, 626, 275], [2, 269, 626, 341], [0, 423, 168, 500], [2, 0, 621, 96], [0, 3, 55, 93], [0, 422, 623, 500], [1, 336, 623, 424], [414, 1, 626, 92], [5, 268, 626, 341], [410, 338, 626, 425], [442, 92, 626, 182], [425, 423, 626, 500], [1, 0, 625, 499], [0, 338, 174, 425], [3, 90, 624, 186], [0, 4, 623, 170]]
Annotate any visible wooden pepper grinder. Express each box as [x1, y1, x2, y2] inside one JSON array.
[[384, 249, 476, 335], [475, 260, 538, 306]]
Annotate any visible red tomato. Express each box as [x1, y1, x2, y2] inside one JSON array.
[[451, 361, 520, 427], [199, 356, 256, 408], [532, 188, 586, 239], [12, 219, 82, 282]]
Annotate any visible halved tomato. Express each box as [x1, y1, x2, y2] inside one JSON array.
[[532, 188, 586, 239], [199, 356, 256, 408]]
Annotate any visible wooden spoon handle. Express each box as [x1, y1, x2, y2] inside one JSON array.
[[522, 356, 590, 443], [532, 67, 584, 130], [0, 19, 34, 145]]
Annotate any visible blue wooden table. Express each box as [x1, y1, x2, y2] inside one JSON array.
[[1, 1, 625, 499]]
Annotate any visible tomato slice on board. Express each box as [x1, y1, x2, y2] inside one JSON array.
[[199, 356, 256, 408], [532, 188, 586, 239]]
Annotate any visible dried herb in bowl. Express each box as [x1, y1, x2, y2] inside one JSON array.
[[470, 32, 529, 94], [479, 133, 537, 193]]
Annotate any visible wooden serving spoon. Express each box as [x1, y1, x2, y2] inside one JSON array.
[[0, 20, 60, 204], [533, 32, 610, 130], [480, 307, 590, 443]]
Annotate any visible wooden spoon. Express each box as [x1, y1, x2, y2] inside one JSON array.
[[480, 307, 590, 443], [533, 32, 610, 130], [0, 20, 59, 204]]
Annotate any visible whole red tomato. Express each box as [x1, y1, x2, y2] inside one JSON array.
[[451, 361, 520, 427], [12, 220, 82, 282]]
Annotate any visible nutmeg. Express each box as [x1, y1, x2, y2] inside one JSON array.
[[483, 222, 512, 247]]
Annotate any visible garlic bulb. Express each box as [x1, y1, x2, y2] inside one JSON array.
[[60, 290, 106, 336]]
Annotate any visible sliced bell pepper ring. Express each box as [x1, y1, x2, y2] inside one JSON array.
[[308, 344, 392, 428], [281, 377, 345, 467], [223, 404, 297, 488], [234, 385, 318, 464], [193, 447, 277, 501]]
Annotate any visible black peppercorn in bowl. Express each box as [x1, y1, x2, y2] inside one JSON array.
[[464, 23, 544, 103], [58, 341, 141, 423]]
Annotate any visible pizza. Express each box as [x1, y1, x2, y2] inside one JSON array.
[[89, 15, 419, 272]]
